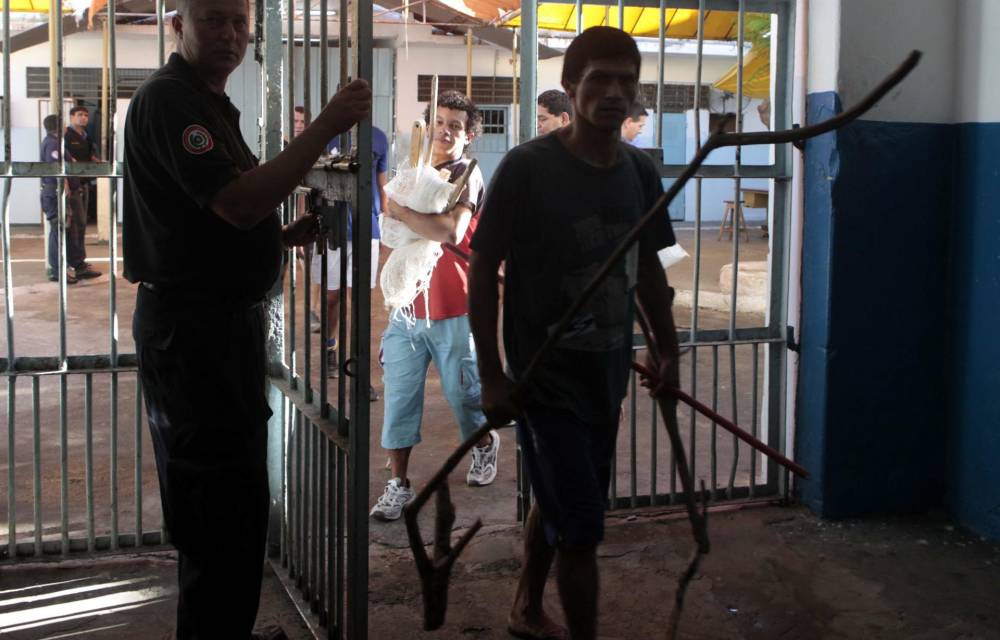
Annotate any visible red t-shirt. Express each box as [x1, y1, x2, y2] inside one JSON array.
[[413, 157, 484, 320]]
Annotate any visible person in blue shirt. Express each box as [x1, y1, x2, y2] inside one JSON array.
[[40, 115, 77, 284], [311, 126, 388, 398]]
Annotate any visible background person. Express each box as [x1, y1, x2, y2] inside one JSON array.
[[620, 101, 649, 144], [63, 105, 101, 279], [370, 90, 498, 522], [536, 89, 573, 135], [40, 115, 76, 284]]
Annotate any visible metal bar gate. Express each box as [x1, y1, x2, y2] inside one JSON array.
[[2, 0, 795, 637]]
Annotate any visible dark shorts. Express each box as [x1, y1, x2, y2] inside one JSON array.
[[516, 403, 620, 550]]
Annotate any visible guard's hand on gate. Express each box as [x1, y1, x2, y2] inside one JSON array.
[[480, 374, 520, 426], [319, 79, 372, 135], [282, 212, 321, 248]]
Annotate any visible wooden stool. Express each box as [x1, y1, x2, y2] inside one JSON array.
[[718, 200, 750, 242]]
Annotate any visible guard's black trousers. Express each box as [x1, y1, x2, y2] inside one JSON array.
[[134, 286, 272, 639]]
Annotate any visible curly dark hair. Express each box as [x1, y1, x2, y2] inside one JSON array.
[[537, 89, 573, 118], [561, 26, 641, 87], [423, 90, 483, 139]]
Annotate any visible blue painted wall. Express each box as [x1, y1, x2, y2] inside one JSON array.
[[948, 123, 1000, 538], [797, 91, 954, 518]]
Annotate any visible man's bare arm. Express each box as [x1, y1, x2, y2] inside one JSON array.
[[209, 79, 371, 230], [635, 248, 680, 390]]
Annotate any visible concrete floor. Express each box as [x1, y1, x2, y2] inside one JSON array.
[[6, 225, 997, 639]]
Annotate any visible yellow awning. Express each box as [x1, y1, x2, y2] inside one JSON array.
[[712, 45, 770, 98], [503, 6, 766, 40], [0, 0, 74, 12]]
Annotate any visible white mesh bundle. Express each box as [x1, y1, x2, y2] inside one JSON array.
[[380, 162, 456, 314]]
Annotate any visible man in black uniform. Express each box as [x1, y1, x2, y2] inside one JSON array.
[[122, 0, 370, 637], [63, 105, 102, 279]]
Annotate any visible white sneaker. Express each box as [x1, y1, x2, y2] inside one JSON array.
[[370, 478, 414, 521], [466, 430, 499, 487]]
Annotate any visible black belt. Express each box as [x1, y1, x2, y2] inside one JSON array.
[[140, 282, 265, 311]]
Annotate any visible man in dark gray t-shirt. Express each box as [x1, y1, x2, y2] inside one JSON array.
[[469, 26, 680, 640]]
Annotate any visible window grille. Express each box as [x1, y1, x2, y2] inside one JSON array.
[[417, 75, 521, 104], [27, 67, 156, 99]]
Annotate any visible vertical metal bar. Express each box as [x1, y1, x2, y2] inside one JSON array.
[[296, 411, 304, 587], [2, 0, 14, 373], [339, 0, 349, 152], [110, 372, 119, 550], [518, 0, 537, 146], [768, 0, 795, 499], [325, 440, 335, 630], [348, 0, 373, 631], [32, 377, 42, 556], [727, 346, 739, 498], [655, 0, 665, 147], [59, 374, 68, 554], [687, 0, 706, 501], [617, 0, 625, 31], [1, 0, 12, 558], [710, 345, 718, 501], [336, 446, 345, 635], [629, 361, 637, 508], [651, 393, 659, 506], [466, 29, 473, 98], [286, 0, 297, 386], [156, 0, 165, 66], [134, 376, 143, 545], [336, 201, 347, 431], [85, 373, 95, 552], [305, 421, 314, 600], [6, 377, 15, 559], [303, 0, 312, 120], [724, 0, 747, 503], [317, 428, 327, 617], [750, 342, 759, 496], [320, 0, 329, 106], [575, 0, 582, 34]]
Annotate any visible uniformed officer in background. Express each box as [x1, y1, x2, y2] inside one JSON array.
[[122, 0, 370, 637]]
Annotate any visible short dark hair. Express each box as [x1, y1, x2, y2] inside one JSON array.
[[626, 102, 647, 120], [294, 106, 305, 114], [69, 106, 89, 117], [537, 90, 572, 118], [561, 27, 641, 87], [423, 90, 483, 139], [43, 115, 58, 134]]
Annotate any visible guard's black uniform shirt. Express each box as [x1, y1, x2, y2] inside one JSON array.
[[123, 53, 281, 303], [64, 126, 96, 187]]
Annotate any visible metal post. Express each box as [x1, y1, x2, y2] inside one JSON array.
[[2, 1, 15, 561], [688, 0, 706, 494], [84, 373, 94, 552], [518, 0, 537, 146], [575, 0, 582, 34], [655, 0, 665, 147], [466, 28, 473, 98], [348, 0, 373, 632], [108, 0, 121, 553], [32, 378, 42, 556], [157, 0, 165, 67]]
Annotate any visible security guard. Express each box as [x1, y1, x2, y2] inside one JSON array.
[[122, 0, 370, 637]]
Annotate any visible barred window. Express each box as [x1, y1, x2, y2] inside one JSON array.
[[478, 107, 506, 135], [638, 83, 711, 113], [417, 75, 521, 104], [27, 67, 156, 99]]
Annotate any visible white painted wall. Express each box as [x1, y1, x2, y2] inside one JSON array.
[[807, 0, 840, 94], [838, 0, 957, 124], [955, 0, 1000, 123]]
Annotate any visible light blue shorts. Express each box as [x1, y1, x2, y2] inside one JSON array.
[[379, 313, 486, 450]]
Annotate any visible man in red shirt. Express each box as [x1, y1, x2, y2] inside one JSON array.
[[371, 90, 498, 521]]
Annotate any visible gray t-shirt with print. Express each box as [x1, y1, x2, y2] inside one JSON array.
[[471, 133, 675, 423]]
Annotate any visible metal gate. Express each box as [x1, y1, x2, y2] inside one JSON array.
[[514, 0, 796, 518]]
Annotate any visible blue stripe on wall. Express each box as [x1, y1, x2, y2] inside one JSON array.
[[798, 91, 954, 518], [949, 123, 1000, 539]]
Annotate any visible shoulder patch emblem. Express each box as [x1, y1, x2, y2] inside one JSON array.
[[182, 125, 214, 155]]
